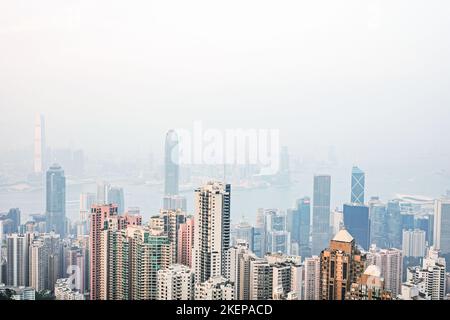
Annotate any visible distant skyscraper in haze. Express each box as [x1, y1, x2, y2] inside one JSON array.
[[290, 197, 311, 258], [386, 200, 402, 249], [34, 113, 46, 174], [402, 229, 426, 258], [433, 199, 450, 258], [107, 186, 125, 214], [351, 166, 365, 204], [164, 130, 179, 196], [343, 203, 370, 250], [312, 175, 331, 256], [163, 195, 187, 211], [46, 164, 66, 237], [96, 181, 110, 205], [193, 182, 231, 283], [369, 197, 388, 249]]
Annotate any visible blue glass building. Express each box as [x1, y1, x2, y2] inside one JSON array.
[[343, 203, 370, 250]]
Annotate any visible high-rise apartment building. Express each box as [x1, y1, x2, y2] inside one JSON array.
[[226, 240, 258, 300], [193, 182, 231, 283], [351, 166, 365, 204], [46, 164, 66, 237], [312, 175, 331, 256], [160, 209, 186, 264], [29, 233, 61, 292], [249, 259, 273, 300], [129, 226, 171, 300], [195, 276, 235, 300], [405, 247, 446, 300], [304, 256, 320, 300], [89, 204, 120, 300], [157, 264, 194, 300], [319, 229, 366, 300], [367, 245, 403, 297], [177, 217, 194, 268], [6, 233, 32, 287]]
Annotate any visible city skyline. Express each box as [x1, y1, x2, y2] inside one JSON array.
[[1, 0, 450, 303]]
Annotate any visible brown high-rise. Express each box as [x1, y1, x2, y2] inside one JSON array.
[[319, 229, 366, 300]]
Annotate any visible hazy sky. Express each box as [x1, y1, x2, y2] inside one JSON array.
[[1, 0, 450, 170]]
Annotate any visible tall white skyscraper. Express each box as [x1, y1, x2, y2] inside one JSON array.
[[193, 181, 231, 283], [434, 199, 450, 255], [402, 229, 426, 258], [34, 113, 46, 174], [304, 256, 320, 300]]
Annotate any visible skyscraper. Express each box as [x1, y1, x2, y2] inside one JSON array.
[[163, 195, 187, 211], [6, 233, 32, 287], [165, 130, 179, 196], [107, 186, 125, 214], [89, 204, 120, 300], [434, 199, 450, 258], [368, 197, 388, 249], [46, 164, 66, 237], [193, 181, 231, 283], [96, 181, 110, 205], [129, 226, 171, 300], [226, 240, 258, 300], [29, 233, 61, 292], [386, 200, 402, 249], [304, 256, 320, 300], [177, 217, 194, 268], [312, 175, 331, 255], [343, 203, 370, 250], [159, 209, 186, 264], [367, 245, 403, 297], [351, 166, 365, 204], [34, 113, 46, 174], [232, 221, 254, 251], [263, 209, 290, 255], [402, 229, 426, 258], [290, 197, 311, 258], [319, 229, 366, 300]]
